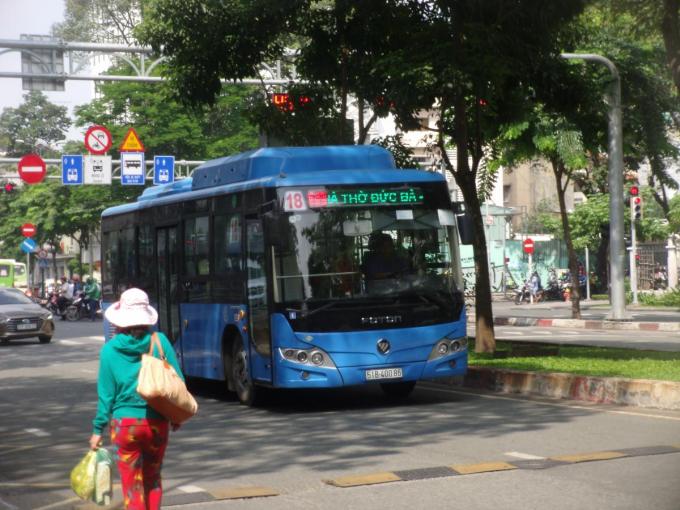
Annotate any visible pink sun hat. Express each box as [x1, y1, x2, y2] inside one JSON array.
[[104, 288, 158, 328]]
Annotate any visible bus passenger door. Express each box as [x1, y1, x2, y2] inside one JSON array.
[[156, 227, 181, 358], [245, 218, 272, 383]]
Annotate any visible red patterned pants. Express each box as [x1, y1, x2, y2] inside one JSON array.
[[110, 418, 169, 510]]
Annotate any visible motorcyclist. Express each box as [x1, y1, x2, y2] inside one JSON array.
[[57, 276, 75, 320], [530, 271, 542, 302], [83, 276, 101, 321]]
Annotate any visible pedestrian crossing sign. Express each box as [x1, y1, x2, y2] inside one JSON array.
[[119, 127, 145, 152]]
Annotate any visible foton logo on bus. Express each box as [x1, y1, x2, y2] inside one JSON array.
[[361, 315, 403, 325]]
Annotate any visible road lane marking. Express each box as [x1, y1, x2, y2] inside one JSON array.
[[179, 485, 205, 493], [210, 486, 280, 500], [505, 452, 545, 460], [32, 497, 81, 510], [59, 340, 83, 345], [0, 497, 19, 510], [422, 385, 680, 422], [26, 428, 49, 437]]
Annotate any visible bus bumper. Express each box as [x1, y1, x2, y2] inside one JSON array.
[[274, 350, 467, 388]]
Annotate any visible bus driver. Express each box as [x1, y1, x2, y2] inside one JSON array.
[[362, 233, 408, 281]]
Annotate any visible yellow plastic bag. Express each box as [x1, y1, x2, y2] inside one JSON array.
[[70, 450, 96, 500]]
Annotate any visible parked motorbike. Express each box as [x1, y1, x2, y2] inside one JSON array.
[[515, 280, 543, 305], [41, 291, 67, 319], [654, 265, 667, 290], [65, 291, 88, 321]]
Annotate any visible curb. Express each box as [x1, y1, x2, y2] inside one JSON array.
[[490, 316, 680, 331], [437, 367, 680, 410]]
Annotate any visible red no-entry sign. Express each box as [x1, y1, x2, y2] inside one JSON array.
[[17, 154, 46, 184], [21, 223, 36, 237], [523, 238, 535, 255]]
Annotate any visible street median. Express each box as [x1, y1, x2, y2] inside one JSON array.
[[491, 316, 680, 331], [438, 367, 680, 410]]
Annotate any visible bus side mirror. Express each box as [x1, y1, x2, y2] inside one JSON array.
[[457, 212, 474, 245]]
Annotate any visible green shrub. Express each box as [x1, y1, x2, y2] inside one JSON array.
[[638, 289, 680, 307], [591, 294, 609, 300]]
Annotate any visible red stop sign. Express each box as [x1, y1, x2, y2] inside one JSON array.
[[21, 223, 36, 237], [523, 238, 535, 255], [17, 154, 46, 184]]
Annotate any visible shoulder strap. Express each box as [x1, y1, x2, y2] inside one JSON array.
[[147, 332, 166, 359]]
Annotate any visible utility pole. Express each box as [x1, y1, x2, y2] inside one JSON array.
[[561, 53, 626, 320]]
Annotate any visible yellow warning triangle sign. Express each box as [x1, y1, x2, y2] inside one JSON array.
[[119, 127, 145, 152]]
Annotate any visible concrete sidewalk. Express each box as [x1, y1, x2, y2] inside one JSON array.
[[473, 299, 680, 331]]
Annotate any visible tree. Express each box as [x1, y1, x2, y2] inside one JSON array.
[[52, 0, 142, 44], [138, 0, 588, 352], [0, 91, 71, 157], [495, 107, 589, 318]]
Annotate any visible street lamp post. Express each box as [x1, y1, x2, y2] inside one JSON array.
[[561, 53, 626, 320]]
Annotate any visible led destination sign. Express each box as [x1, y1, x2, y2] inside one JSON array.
[[282, 187, 426, 211]]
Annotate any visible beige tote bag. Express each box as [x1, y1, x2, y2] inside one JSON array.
[[137, 333, 198, 424]]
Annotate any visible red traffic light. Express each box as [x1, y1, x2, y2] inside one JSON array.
[[629, 185, 639, 196], [633, 197, 641, 205], [3, 182, 15, 193]]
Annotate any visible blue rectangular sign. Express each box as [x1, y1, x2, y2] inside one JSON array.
[[62, 155, 83, 185], [121, 152, 146, 185], [153, 155, 175, 185]]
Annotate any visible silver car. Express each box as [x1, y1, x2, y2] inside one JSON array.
[[0, 287, 54, 344]]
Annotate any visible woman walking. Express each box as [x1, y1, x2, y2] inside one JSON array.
[[89, 288, 184, 510]]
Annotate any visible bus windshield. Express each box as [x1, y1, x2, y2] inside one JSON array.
[[272, 205, 461, 308]]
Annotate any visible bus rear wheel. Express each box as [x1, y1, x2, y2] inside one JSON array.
[[380, 381, 416, 398], [231, 341, 261, 406]]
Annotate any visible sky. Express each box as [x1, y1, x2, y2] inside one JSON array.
[[0, 0, 94, 142]]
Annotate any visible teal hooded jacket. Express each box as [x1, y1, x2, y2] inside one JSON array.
[[92, 331, 184, 434]]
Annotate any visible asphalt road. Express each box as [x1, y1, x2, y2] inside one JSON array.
[[0, 321, 679, 510]]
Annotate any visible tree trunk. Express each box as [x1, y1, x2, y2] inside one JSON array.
[[460, 178, 496, 352], [553, 162, 581, 319], [444, 94, 495, 353], [662, 0, 680, 94], [595, 227, 609, 294]]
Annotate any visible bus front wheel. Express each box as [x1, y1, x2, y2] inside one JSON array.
[[380, 381, 416, 398], [231, 341, 260, 406]]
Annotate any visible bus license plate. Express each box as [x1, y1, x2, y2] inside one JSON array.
[[365, 368, 403, 381], [16, 323, 36, 330]]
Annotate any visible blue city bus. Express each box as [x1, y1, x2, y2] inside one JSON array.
[[101, 145, 467, 405]]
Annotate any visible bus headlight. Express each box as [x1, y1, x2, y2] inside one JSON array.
[[280, 347, 336, 368], [428, 337, 467, 360]]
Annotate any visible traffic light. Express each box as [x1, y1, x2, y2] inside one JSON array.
[[629, 186, 642, 221], [1, 181, 15, 193]]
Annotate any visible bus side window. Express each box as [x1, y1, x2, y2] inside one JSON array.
[[214, 214, 242, 273], [119, 227, 136, 292], [184, 216, 210, 277]]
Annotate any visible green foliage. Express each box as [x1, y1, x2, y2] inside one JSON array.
[[667, 194, 680, 232], [569, 194, 611, 250], [371, 135, 420, 169], [0, 91, 71, 157], [470, 340, 680, 382], [246, 83, 352, 146], [638, 289, 680, 307], [74, 63, 259, 159]]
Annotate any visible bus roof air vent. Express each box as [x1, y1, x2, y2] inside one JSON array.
[[191, 145, 396, 191]]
